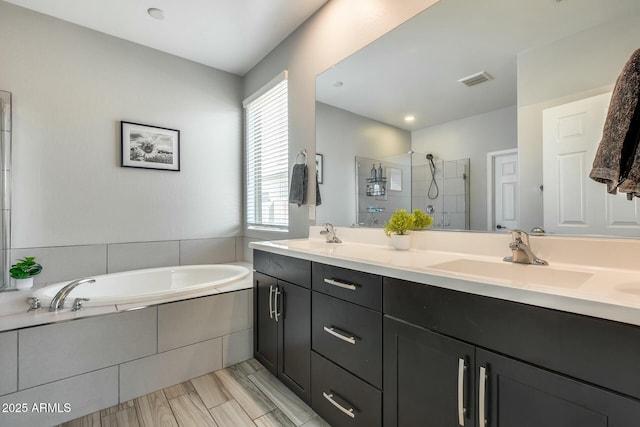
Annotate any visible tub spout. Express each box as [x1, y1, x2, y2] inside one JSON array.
[[49, 278, 95, 312]]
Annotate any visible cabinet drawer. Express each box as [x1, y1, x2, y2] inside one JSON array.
[[312, 292, 382, 388], [311, 351, 381, 427], [254, 250, 311, 288], [312, 263, 382, 310]]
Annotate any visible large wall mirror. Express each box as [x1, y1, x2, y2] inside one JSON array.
[[315, 0, 640, 238]]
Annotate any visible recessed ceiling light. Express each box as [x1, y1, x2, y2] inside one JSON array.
[[404, 115, 416, 122], [147, 8, 165, 20], [332, 81, 344, 87]]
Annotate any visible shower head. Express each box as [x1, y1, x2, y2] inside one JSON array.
[[426, 153, 434, 160]]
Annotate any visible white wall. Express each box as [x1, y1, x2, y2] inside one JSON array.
[[517, 10, 640, 232], [0, 1, 243, 249], [243, 0, 440, 240], [315, 102, 411, 226], [411, 106, 517, 230]]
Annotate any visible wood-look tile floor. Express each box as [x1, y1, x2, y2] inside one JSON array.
[[59, 359, 330, 427]]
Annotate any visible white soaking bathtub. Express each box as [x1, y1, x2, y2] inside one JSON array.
[[30, 264, 250, 308]]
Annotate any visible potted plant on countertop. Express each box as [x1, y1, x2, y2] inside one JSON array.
[[384, 208, 434, 250], [10, 257, 43, 290]]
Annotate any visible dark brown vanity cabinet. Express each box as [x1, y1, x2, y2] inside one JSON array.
[[253, 251, 311, 403], [384, 276, 640, 427], [310, 263, 383, 427]]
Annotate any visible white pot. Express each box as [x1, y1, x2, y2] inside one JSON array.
[[391, 233, 411, 250], [15, 277, 34, 290]]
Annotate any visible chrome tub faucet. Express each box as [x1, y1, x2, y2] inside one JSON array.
[[49, 278, 95, 312], [503, 229, 548, 265], [320, 223, 342, 243]]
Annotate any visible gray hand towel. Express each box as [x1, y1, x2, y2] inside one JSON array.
[[590, 48, 640, 195], [315, 170, 322, 206], [289, 163, 308, 207]]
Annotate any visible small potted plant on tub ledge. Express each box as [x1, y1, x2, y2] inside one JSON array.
[[384, 208, 433, 250], [10, 257, 43, 290]]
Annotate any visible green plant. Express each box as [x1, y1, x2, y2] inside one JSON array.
[[10, 257, 43, 279], [384, 209, 434, 237]]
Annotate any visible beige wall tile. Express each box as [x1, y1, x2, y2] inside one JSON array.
[[179, 237, 237, 265], [223, 328, 253, 368], [107, 241, 179, 273]]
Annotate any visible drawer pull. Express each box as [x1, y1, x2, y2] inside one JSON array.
[[458, 358, 467, 426], [322, 391, 356, 419], [324, 278, 357, 291], [323, 326, 357, 345]]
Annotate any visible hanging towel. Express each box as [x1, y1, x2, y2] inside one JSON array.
[[315, 170, 322, 206], [289, 163, 308, 207], [590, 48, 640, 195]]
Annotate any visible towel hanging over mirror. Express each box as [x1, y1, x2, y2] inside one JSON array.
[[590, 48, 640, 198]]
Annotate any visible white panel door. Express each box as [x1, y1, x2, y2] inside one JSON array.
[[494, 153, 518, 231], [543, 92, 640, 236]]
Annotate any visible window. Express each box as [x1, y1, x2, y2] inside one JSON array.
[[245, 71, 289, 231]]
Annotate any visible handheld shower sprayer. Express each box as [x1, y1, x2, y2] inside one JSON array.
[[426, 153, 439, 200]]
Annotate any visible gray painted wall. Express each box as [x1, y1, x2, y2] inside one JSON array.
[[0, 2, 243, 251], [243, 0, 440, 242], [315, 102, 411, 227], [411, 106, 517, 230]]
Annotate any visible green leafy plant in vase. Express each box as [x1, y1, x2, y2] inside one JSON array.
[[384, 208, 433, 250], [10, 257, 43, 290]]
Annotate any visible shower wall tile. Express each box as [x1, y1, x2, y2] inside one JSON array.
[[0, 331, 17, 396], [10, 244, 106, 285], [0, 367, 118, 427], [107, 240, 179, 273], [158, 289, 252, 352], [19, 307, 156, 389], [180, 237, 237, 265], [235, 236, 244, 261], [120, 337, 223, 402]]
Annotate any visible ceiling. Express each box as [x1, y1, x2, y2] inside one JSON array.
[[316, 0, 640, 130], [3, 0, 328, 76]]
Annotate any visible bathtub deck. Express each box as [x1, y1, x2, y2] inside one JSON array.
[[59, 359, 328, 427]]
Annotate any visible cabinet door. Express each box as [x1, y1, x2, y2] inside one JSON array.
[[477, 349, 640, 427], [253, 272, 278, 376], [384, 316, 475, 427], [278, 280, 311, 403]]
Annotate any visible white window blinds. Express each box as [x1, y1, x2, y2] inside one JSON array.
[[245, 72, 289, 231]]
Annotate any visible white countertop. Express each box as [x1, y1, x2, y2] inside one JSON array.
[[250, 232, 640, 327]]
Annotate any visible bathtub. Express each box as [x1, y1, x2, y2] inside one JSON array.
[[30, 264, 250, 308]]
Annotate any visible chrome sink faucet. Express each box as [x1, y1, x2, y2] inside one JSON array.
[[320, 223, 342, 243], [49, 278, 95, 312], [503, 229, 548, 265]]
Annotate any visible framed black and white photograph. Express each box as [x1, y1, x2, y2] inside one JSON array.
[[121, 121, 180, 171], [316, 153, 324, 184]]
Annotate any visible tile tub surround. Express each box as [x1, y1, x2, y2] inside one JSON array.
[[60, 359, 329, 427], [0, 289, 254, 427], [250, 228, 640, 326]]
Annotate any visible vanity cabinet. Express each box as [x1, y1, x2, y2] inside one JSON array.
[[310, 262, 383, 427], [384, 276, 640, 427], [253, 251, 311, 403]]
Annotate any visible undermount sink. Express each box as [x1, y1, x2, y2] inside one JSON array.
[[613, 283, 640, 296], [429, 259, 592, 289]]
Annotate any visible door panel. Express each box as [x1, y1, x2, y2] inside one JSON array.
[[254, 272, 278, 376]]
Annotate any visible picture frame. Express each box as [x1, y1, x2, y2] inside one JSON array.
[[316, 153, 324, 184], [121, 121, 180, 171]]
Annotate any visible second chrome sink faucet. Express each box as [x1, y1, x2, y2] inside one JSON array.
[[503, 229, 548, 265], [320, 223, 342, 243]]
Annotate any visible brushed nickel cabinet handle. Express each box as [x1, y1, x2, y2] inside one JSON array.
[[458, 358, 467, 426], [323, 326, 356, 344], [274, 287, 281, 322], [324, 278, 357, 291], [268, 285, 274, 319], [479, 366, 488, 427], [322, 391, 356, 419]]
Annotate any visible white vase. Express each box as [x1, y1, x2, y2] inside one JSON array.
[[15, 277, 34, 290], [391, 233, 411, 250]]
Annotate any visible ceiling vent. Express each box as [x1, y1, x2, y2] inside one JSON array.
[[458, 71, 493, 87]]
